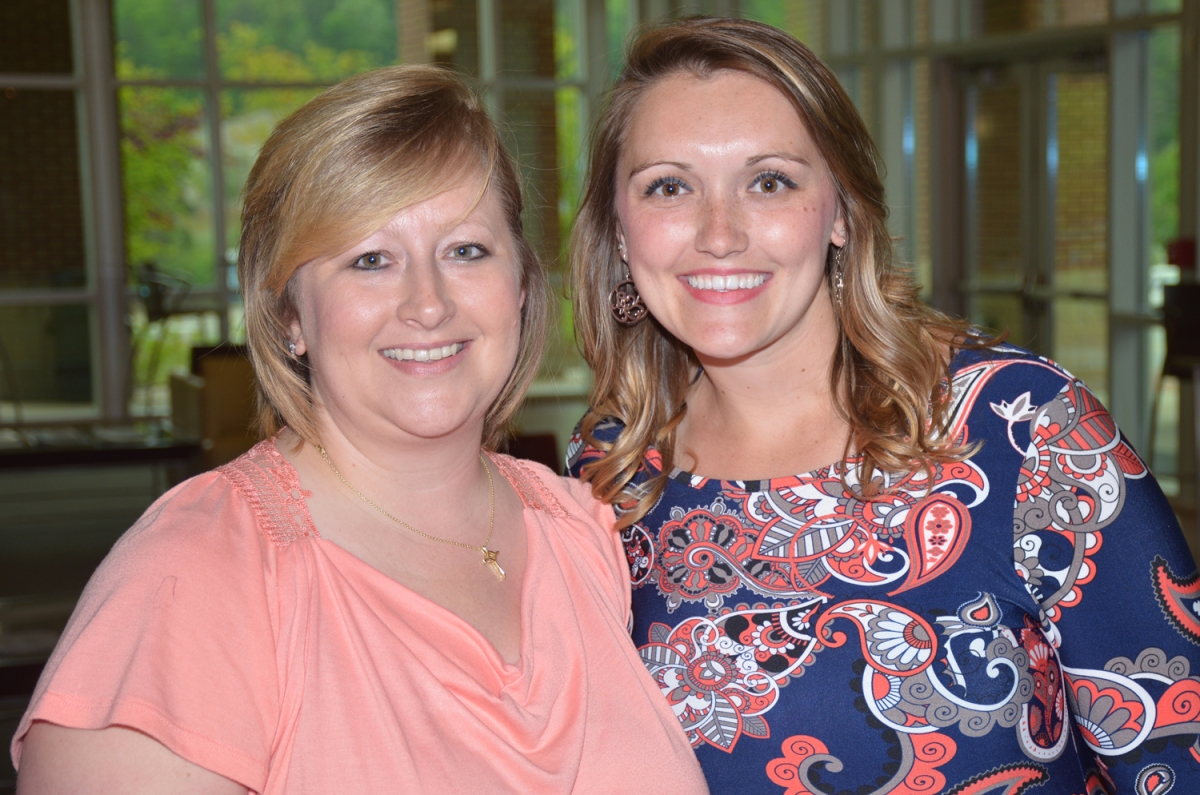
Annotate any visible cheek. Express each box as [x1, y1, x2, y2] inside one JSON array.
[[314, 293, 384, 343], [619, 211, 693, 270], [466, 271, 525, 331], [761, 202, 833, 255]]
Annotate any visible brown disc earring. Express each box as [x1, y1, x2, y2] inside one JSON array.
[[609, 246, 648, 326]]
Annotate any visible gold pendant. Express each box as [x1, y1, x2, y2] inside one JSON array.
[[481, 547, 505, 580]]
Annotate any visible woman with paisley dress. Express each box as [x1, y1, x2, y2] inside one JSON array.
[[568, 17, 1200, 795]]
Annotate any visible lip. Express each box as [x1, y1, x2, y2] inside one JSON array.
[[678, 272, 771, 305]]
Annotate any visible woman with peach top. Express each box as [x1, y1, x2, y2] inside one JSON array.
[[13, 65, 706, 795]]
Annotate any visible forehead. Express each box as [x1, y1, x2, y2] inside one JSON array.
[[372, 170, 507, 238], [621, 70, 817, 161]]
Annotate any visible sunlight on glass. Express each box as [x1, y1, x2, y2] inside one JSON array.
[[1150, 0, 1182, 12]]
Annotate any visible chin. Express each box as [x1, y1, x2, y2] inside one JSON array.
[[393, 413, 473, 439], [681, 331, 767, 362], [390, 400, 493, 440]]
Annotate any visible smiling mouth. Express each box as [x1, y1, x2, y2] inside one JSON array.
[[381, 342, 465, 362], [686, 274, 767, 292]]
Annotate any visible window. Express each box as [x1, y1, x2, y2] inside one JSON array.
[[813, 0, 1183, 477], [6, 0, 1186, 486], [115, 0, 402, 414], [0, 0, 128, 426], [0, 0, 601, 425]]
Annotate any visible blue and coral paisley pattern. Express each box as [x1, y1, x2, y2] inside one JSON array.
[[568, 345, 1200, 794]]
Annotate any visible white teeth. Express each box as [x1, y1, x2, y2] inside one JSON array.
[[382, 343, 464, 362], [686, 273, 766, 292]]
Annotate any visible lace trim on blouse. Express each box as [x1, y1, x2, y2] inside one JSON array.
[[217, 439, 319, 548], [217, 441, 568, 548], [489, 453, 569, 518]]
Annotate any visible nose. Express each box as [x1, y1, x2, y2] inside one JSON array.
[[398, 258, 455, 329], [694, 193, 749, 258]]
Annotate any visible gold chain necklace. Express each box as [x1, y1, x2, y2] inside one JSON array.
[[317, 445, 505, 580]]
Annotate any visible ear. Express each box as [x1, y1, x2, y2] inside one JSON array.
[[288, 316, 307, 357], [615, 222, 627, 257], [830, 209, 848, 249]]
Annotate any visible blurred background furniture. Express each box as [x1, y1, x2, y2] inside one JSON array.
[[171, 344, 258, 471]]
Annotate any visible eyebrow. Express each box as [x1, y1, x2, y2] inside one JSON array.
[[627, 152, 811, 179], [747, 152, 810, 167], [627, 159, 690, 179]]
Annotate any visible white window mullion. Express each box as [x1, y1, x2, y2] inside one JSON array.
[[1109, 27, 1151, 448]]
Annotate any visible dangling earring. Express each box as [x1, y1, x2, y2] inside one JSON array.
[[609, 245, 648, 326], [287, 340, 297, 356], [832, 244, 846, 306]]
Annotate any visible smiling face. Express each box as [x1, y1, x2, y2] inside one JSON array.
[[288, 177, 524, 445], [614, 69, 846, 365]]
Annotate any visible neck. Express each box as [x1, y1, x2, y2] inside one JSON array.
[[693, 307, 840, 426], [678, 301, 849, 476], [297, 411, 491, 511]]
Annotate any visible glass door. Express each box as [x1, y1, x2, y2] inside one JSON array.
[[964, 54, 1109, 403]]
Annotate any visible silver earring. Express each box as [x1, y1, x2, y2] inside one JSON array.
[[833, 245, 846, 306], [287, 340, 297, 356], [609, 261, 648, 326]]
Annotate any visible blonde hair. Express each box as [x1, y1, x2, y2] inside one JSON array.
[[240, 65, 548, 450], [571, 17, 982, 525]]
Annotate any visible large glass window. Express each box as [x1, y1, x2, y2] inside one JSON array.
[[114, 0, 398, 413], [0, 0, 94, 423], [113, 0, 598, 413]]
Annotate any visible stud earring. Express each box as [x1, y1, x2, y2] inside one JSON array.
[[287, 340, 297, 356], [609, 256, 648, 327]]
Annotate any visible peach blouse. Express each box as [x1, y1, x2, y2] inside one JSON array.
[[12, 440, 706, 794]]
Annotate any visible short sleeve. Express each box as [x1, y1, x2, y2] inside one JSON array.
[[11, 472, 281, 793]]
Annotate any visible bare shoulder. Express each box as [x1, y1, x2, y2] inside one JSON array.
[[18, 723, 248, 795]]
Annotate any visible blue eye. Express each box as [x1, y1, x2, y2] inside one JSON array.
[[751, 170, 798, 193], [353, 252, 388, 269], [451, 243, 489, 261], [645, 177, 688, 197]]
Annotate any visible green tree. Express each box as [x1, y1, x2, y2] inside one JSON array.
[[114, 0, 203, 78], [119, 71, 212, 286]]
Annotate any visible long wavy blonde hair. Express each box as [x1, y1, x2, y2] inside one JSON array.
[[571, 17, 982, 526]]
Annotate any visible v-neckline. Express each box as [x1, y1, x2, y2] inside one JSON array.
[[275, 445, 534, 675]]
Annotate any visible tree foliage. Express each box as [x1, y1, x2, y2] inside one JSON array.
[[117, 0, 397, 392]]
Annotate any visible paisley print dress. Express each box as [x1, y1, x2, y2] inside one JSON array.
[[568, 345, 1200, 795]]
